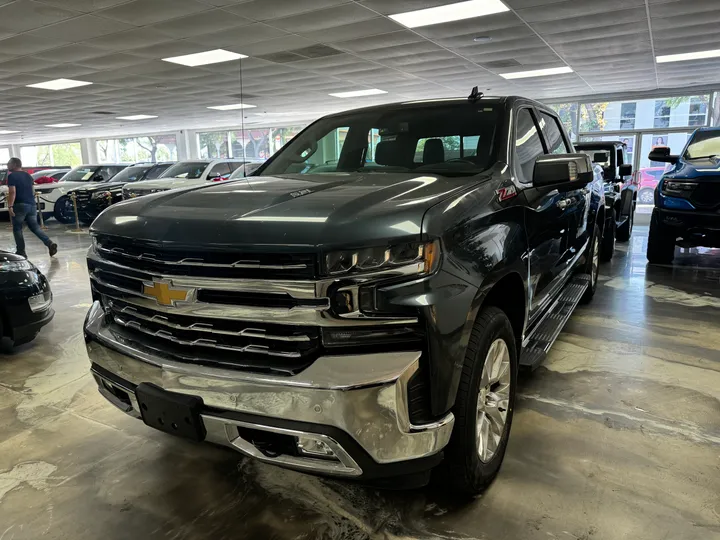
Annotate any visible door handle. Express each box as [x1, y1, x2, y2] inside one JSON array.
[[557, 200, 568, 209]]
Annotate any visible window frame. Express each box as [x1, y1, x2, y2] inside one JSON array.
[[537, 110, 571, 155], [513, 106, 548, 184]]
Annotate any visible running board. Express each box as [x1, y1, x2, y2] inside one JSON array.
[[519, 274, 590, 370]]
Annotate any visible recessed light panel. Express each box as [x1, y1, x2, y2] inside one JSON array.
[[500, 66, 573, 79], [116, 115, 158, 120], [329, 89, 387, 98], [207, 103, 257, 111], [163, 49, 247, 67], [656, 49, 720, 63], [45, 123, 81, 128], [27, 78, 92, 90], [389, 0, 509, 28]]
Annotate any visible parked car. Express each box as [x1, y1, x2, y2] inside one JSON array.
[[0, 251, 53, 349], [67, 162, 174, 225], [0, 166, 69, 184], [31, 169, 70, 184], [84, 94, 604, 495], [575, 141, 636, 260], [636, 166, 666, 204], [33, 164, 128, 223], [122, 159, 253, 199], [647, 128, 720, 263]]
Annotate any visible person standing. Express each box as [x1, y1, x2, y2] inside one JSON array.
[[6, 158, 57, 258]]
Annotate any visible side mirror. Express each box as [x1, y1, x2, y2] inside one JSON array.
[[533, 154, 593, 189], [648, 146, 679, 164], [619, 164, 632, 177], [593, 153, 607, 163]]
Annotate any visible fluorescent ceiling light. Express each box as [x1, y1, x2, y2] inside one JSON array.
[[45, 123, 81, 128], [116, 115, 158, 120], [329, 89, 387, 98], [389, 0, 509, 28], [500, 66, 573, 79], [163, 49, 247, 67], [0, 130, 20, 135], [27, 78, 92, 90], [656, 49, 720, 63], [207, 103, 257, 111]]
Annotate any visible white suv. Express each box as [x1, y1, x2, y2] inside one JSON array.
[[122, 159, 256, 199]]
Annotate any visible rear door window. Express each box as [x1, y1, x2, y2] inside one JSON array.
[[515, 108, 545, 183], [538, 112, 569, 154]]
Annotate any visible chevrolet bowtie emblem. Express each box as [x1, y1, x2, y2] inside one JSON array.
[[143, 281, 190, 306]]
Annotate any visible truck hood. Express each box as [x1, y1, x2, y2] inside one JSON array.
[[129, 178, 209, 191], [92, 172, 478, 248], [670, 157, 720, 179]]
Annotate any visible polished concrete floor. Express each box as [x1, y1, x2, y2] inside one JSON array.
[[1, 213, 719, 540]]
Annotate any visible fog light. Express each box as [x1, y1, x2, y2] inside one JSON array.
[[28, 292, 52, 312], [296, 436, 337, 459]]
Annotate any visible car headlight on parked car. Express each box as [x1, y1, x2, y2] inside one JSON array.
[[663, 181, 697, 195], [0, 260, 34, 272], [91, 190, 112, 200], [324, 240, 440, 276]]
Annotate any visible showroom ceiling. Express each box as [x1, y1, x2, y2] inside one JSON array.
[[0, 0, 718, 144]]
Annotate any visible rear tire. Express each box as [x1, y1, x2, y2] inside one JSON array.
[[580, 223, 601, 304], [647, 210, 676, 264], [442, 306, 517, 496], [600, 211, 615, 262], [616, 204, 634, 242], [54, 196, 75, 224]]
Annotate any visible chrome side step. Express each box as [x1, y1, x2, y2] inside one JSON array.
[[519, 274, 590, 370]]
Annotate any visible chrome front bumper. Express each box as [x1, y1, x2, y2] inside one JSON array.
[[85, 301, 454, 478]]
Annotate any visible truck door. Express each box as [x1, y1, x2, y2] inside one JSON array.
[[514, 107, 571, 322]]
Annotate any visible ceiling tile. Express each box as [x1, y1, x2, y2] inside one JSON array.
[[28, 14, 135, 42], [0, 33, 59, 55], [0, 0, 80, 35], [148, 8, 252, 37], [223, 0, 351, 20], [266, 4, 377, 33], [96, 0, 209, 25], [83, 28, 176, 51]]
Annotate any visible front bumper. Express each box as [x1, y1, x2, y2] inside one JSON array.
[[656, 207, 720, 247], [84, 301, 454, 479]]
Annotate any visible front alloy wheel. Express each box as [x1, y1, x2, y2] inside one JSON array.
[[476, 339, 511, 463]]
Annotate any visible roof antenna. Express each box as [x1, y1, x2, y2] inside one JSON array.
[[468, 86, 483, 102]]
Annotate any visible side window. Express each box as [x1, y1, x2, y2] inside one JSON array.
[[145, 164, 170, 180], [515, 108, 545, 183], [538, 112, 569, 154], [208, 162, 231, 178]]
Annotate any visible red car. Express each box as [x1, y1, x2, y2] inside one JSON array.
[[636, 167, 666, 204]]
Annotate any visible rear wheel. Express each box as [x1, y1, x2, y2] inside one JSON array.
[[647, 210, 676, 264], [442, 306, 517, 496], [54, 196, 76, 224], [600, 210, 615, 262], [639, 189, 654, 204]]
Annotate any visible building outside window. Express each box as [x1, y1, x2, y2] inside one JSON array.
[[620, 103, 636, 129], [688, 97, 708, 126], [199, 126, 306, 160], [654, 100, 671, 128]]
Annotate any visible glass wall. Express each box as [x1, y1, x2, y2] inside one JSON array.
[[97, 135, 177, 163], [0, 147, 9, 164], [20, 142, 82, 167], [198, 126, 305, 160]]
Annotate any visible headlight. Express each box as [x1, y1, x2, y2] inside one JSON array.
[[324, 240, 440, 276], [0, 260, 33, 272], [663, 181, 697, 196], [91, 190, 111, 200]]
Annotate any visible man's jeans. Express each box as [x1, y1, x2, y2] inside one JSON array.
[[12, 203, 52, 256]]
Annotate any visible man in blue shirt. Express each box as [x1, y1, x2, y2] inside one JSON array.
[[7, 158, 57, 258]]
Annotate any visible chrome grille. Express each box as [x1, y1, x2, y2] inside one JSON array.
[[94, 234, 317, 279]]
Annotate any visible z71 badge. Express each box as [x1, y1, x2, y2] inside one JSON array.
[[496, 185, 517, 202]]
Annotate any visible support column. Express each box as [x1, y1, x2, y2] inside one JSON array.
[[80, 138, 96, 164]]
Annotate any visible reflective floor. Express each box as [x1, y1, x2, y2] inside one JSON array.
[[1, 216, 719, 540]]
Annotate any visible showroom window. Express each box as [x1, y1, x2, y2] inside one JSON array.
[[199, 126, 308, 160], [20, 142, 82, 167], [688, 97, 708, 126], [620, 103, 636, 129], [198, 131, 230, 159], [654, 100, 671, 128], [97, 135, 177, 163], [548, 103, 577, 141], [0, 147, 9, 164]]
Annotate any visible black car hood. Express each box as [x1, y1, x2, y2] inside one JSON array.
[[92, 172, 478, 248], [0, 250, 25, 262]]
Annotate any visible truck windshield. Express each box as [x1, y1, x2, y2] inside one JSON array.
[[260, 103, 502, 177], [60, 166, 100, 182], [162, 162, 208, 179], [684, 130, 720, 159]]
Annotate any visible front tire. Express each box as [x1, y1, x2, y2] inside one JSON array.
[[600, 210, 615, 262], [442, 306, 517, 496], [647, 210, 676, 264], [54, 196, 76, 224], [639, 188, 654, 204]]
